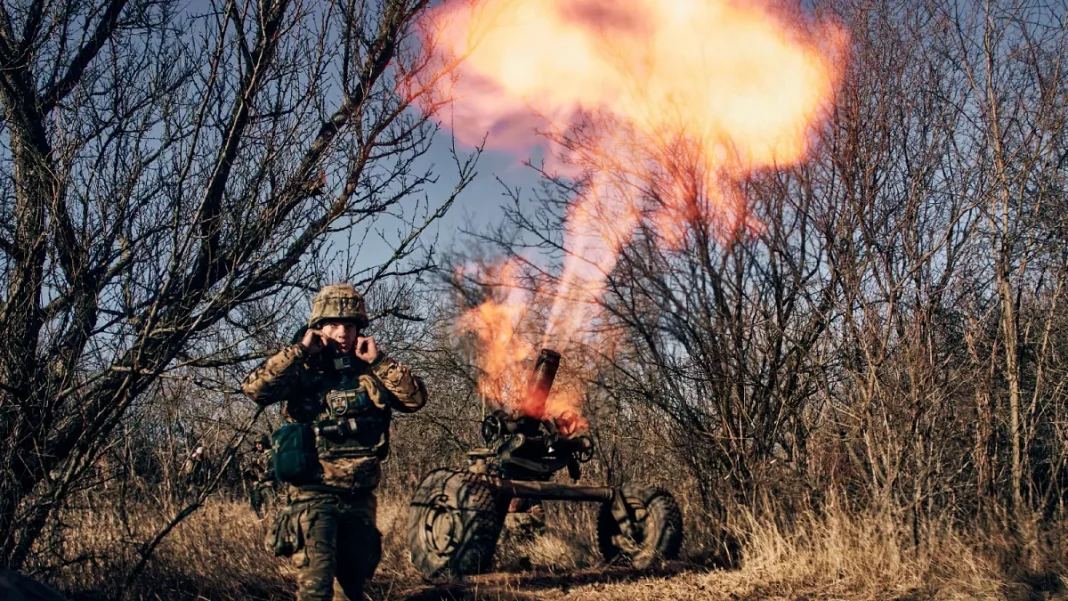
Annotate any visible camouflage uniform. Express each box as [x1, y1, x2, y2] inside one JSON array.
[[246, 437, 275, 517], [242, 285, 427, 601]]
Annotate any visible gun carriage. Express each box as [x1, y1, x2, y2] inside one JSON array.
[[406, 349, 683, 577]]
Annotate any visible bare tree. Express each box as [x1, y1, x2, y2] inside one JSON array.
[[0, 0, 476, 569], [948, 0, 1068, 527]]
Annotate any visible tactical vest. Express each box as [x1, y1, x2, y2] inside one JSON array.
[[313, 364, 392, 461]]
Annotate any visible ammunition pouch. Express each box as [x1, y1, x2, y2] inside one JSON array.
[[265, 504, 304, 557], [272, 423, 320, 485], [315, 413, 391, 461], [316, 381, 391, 461], [316, 417, 359, 439]]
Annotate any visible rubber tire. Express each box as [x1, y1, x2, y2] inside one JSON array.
[[597, 485, 683, 569], [407, 469, 505, 578]]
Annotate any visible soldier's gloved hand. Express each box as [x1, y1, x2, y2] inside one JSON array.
[[354, 336, 379, 363], [300, 329, 329, 355]]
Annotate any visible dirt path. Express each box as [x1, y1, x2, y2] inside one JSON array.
[[373, 564, 1053, 601]]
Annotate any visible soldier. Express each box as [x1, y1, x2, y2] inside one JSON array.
[[246, 435, 275, 518], [182, 446, 208, 488], [241, 284, 427, 601]]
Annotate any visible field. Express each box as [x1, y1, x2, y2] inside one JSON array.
[[44, 492, 1066, 601]]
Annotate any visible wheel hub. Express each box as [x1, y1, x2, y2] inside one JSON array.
[[423, 494, 461, 555]]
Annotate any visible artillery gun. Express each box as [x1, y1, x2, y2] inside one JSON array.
[[406, 349, 683, 577]]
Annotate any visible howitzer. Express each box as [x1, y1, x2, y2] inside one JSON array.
[[406, 349, 683, 578]]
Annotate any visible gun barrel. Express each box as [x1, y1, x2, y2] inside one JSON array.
[[523, 349, 561, 418]]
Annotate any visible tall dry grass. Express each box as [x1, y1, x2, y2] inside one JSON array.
[[715, 505, 1005, 600], [41, 495, 291, 600], [36, 486, 1068, 601]]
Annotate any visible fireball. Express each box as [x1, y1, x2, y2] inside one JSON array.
[[429, 0, 846, 419]]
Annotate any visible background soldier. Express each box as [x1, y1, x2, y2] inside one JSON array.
[[245, 435, 275, 518], [241, 284, 428, 601], [182, 446, 208, 488]]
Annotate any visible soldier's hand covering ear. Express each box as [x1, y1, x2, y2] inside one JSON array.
[[300, 329, 330, 355], [355, 336, 379, 363]]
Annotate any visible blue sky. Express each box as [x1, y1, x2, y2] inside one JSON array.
[[352, 122, 546, 275]]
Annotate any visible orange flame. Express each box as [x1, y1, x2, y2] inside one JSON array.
[[454, 260, 534, 408], [455, 260, 587, 423], [431, 0, 845, 420]]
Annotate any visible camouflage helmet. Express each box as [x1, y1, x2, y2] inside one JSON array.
[[308, 284, 369, 329]]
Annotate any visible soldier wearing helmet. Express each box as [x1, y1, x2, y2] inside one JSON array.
[[245, 434, 275, 518], [241, 284, 428, 601]]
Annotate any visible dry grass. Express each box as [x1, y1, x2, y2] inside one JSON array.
[[396, 501, 1052, 601], [44, 496, 293, 601], [706, 505, 1006, 601], [35, 492, 1068, 601]]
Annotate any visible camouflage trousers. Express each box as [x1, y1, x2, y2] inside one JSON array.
[[290, 490, 381, 601], [249, 481, 276, 518]]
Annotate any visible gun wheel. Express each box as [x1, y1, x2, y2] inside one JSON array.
[[597, 485, 683, 569], [407, 469, 505, 578]]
